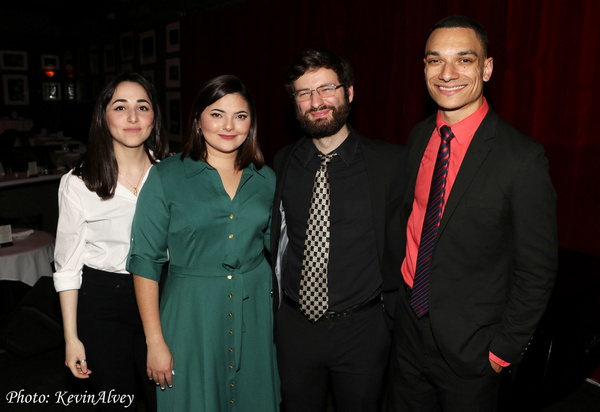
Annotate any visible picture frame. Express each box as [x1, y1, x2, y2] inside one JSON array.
[[43, 82, 61, 101], [75, 47, 86, 76], [90, 45, 99, 75], [65, 82, 76, 101], [166, 57, 180, 88], [120, 32, 134, 61], [166, 91, 182, 141], [104, 44, 116, 73], [140, 30, 156, 65], [41, 54, 60, 71], [142, 70, 155, 85], [0, 50, 28, 70], [2, 74, 29, 105], [64, 50, 75, 75], [166, 22, 180, 53]]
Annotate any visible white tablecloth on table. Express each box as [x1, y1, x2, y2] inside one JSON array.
[[0, 230, 55, 286]]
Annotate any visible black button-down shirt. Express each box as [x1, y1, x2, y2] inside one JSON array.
[[281, 130, 381, 311]]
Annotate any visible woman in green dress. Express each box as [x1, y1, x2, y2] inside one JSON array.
[[127, 75, 279, 411]]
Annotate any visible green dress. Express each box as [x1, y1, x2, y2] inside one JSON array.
[[127, 154, 280, 411]]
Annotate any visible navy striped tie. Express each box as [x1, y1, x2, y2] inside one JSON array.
[[410, 125, 455, 318]]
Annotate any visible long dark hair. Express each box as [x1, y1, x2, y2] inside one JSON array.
[[74, 73, 169, 199], [181, 75, 264, 170]]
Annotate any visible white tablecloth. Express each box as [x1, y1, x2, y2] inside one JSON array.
[[0, 230, 55, 286]]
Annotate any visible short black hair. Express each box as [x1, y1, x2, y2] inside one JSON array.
[[284, 48, 354, 96], [429, 15, 489, 57]]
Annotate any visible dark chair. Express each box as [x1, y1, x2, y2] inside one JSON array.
[[500, 249, 600, 411], [0, 277, 63, 358]]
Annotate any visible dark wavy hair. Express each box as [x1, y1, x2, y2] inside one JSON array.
[[284, 48, 354, 97], [74, 72, 169, 199], [181, 75, 264, 170], [429, 15, 489, 57]]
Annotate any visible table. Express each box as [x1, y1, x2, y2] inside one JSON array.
[[0, 171, 64, 189], [0, 229, 55, 286]]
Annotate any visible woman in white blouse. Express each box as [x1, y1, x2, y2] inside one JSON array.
[[53, 73, 169, 411]]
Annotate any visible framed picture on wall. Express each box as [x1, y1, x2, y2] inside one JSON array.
[[43, 82, 61, 101], [41, 54, 60, 71], [76, 47, 86, 76], [166, 58, 180, 88], [90, 45, 99, 75], [65, 83, 76, 101], [140, 30, 156, 65], [0, 50, 28, 70], [142, 70, 155, 85], [64, 50, 75, 75], [120, 32, 134, 61], [166, 22, 180, 53], [104, 44, 116, 72], [2, 74, 29, 105], [166, 91, 182, 141]]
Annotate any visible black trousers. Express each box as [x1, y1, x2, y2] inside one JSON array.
[[388, 287, 501, 412], [77, 266, 156, 412], [275, 297, 391, 412]]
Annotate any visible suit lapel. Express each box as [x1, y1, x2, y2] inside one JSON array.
[[438, 111, 497, 235], [361, 137, 386, 259]]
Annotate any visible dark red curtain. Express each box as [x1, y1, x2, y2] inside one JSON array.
[[180, 0, 600, 257]]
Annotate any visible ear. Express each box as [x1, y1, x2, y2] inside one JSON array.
[[483, 57, 493, 82], [347, 85, 354, 104]]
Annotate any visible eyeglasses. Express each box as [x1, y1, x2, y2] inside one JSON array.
[[292, 84, 345, 102]]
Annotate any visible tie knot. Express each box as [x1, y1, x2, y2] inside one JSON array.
[[318, 152, 337, 167], [440, 125, 455, 142]]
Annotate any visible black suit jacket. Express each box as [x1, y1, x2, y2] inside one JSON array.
[[270, 128, 407, 319], [400, 108, 558, 377]]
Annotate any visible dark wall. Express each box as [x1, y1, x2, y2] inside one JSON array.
[[1, 0, 598, 257], [178, 0, 599, 257]]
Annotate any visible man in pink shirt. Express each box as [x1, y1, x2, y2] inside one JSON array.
[[389, 15, 557, 411]]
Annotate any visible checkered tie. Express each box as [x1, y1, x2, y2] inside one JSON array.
[[410, 125, 455, 318], [299, 152, 337, 322]]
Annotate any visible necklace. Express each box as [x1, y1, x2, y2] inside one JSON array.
[[119, 159, 148, 196]]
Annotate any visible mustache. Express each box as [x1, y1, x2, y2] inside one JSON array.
[[307, 104, 335, 114]]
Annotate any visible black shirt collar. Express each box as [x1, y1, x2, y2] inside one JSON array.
[[300, 126, 358, 168]]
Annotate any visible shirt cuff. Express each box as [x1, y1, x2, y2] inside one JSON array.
[[489, 352, 511, 367]]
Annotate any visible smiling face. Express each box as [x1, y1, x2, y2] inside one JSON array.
[[199, 93, 250, 158], [105, 81, 154, 151], [424, 27, 493, 125], [293, 67, 353, 139]]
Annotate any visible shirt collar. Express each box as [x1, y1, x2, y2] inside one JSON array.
[[300, 126, 358, 167], [182, 154, 265, 178], [435, 97, 489, 144]]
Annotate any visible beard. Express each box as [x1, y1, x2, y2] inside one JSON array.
[[296, 98, 351, 139]]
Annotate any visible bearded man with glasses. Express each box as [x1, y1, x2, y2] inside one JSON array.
[[270, 48, 407, 412]]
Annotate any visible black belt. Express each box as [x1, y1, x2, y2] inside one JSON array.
[[283, 292, 382, 320]]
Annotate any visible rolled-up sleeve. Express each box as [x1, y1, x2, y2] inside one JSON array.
[[127, 166, 170, 282], [53, 173, 87, 292]]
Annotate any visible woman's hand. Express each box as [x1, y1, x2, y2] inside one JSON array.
[[59, 290, 90, 379], [146, 339, 174, 390], [64, 338, 92, 379]]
